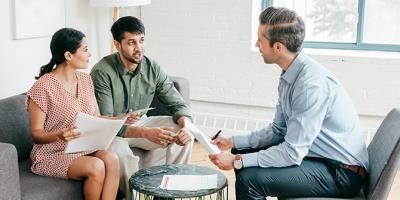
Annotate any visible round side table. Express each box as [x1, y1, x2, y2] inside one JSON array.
[[129, 164, 228, 200]]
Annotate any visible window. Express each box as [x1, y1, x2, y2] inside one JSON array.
[[261, 0, 400, 52]]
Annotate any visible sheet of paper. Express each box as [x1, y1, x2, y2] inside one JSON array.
[[160, 174, 218, 190], [133, 116, 181, 133], [184, 119, 221, 154], [133, 107, 155, 114], [65, 113, 125, 153]]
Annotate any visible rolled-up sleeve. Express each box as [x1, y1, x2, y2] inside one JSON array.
[[154, 64, 191, 122]]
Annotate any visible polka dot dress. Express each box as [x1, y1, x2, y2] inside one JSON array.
[[26, 72, 100, 179]]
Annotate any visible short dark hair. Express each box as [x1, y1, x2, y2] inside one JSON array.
[[259, 7, 305, 53], [36, 28, 85, 79], [111, 16, 145, 42]]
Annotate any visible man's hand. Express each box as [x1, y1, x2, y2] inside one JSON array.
[[57, 127, 80, 142], [124, 112, 140, 125], [174, 127, 193, 146], [211, 136, 234, 151], [143, 127, 176, 145], [208, 153, 235, 170]]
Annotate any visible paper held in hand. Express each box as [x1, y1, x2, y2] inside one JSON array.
[[65, 113, 125, 153], [160, 174, 218, 190], [132, 116, 221, 154], [184, 118, 221, 154]]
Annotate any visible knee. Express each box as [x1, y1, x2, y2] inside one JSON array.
[[101, 151, 120, 171], [87, 158, 105, 182], [235, 168, 268, 189]]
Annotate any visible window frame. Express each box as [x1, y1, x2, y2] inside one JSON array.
[[261, 0, 400, 52]]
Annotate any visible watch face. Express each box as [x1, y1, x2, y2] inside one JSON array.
[[234, 159, 243, 169]]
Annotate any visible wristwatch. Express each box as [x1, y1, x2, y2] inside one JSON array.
[[233, 154, 243, 170]]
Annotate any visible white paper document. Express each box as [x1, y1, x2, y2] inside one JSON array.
[[65, 113, 125, 153], [132, 116, 221, 154], [184, 119, 221, 154], [160, 174, 218, 190], [133, 116, 180, 132], [133, 107, 155, 115]]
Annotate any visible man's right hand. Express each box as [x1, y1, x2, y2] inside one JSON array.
[[143, 127, 176, 145], [211, 136, 234, 151]]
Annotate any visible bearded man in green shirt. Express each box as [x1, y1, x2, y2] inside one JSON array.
[[90, 16, 193, 200]]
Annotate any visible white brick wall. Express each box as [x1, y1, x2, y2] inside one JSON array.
[[2, 0, 397, 139], [140, 0, 400, 137]]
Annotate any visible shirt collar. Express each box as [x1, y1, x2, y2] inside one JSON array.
[[281, 51, 306, 84], [114, 52, 143, 76]]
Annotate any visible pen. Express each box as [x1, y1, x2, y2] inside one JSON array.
[[211, 130, 222, 140]]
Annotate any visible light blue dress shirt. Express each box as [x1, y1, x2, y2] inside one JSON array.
[[234, 51, 369, 169]]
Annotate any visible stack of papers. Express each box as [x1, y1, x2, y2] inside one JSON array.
[[65, 113, 125, 153], [160, 174, 218, 190]]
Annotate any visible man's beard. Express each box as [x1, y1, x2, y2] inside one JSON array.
[[123, 53, 143, 64]]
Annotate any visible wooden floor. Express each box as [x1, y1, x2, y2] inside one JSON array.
[[191, 142, 400, 200]]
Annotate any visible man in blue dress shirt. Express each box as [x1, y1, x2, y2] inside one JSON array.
[[209, 7, 369, 200]]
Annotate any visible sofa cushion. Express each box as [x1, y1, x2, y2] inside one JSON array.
[[19, 159, 83, 200], [0, 94, 33, 160]]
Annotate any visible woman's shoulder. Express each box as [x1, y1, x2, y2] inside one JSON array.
[[76, 71, 95, 90], [30, 73, 55, 90], [76, 71, 92, 82]]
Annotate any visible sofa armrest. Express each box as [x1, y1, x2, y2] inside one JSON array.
[[0, 142, 21, 200], [148, 76, 190, 117]]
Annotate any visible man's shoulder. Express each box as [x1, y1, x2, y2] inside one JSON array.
[[91, 54, 119, 77], [92, 54, 118, 72], [142, 56, 161, 70]]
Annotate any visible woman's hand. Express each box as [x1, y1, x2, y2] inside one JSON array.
[[57, 127, 81, 142]]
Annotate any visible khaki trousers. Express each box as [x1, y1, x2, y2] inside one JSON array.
[[108, 136, 193, 200]]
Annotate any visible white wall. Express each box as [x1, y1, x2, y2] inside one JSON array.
[[139, 0, 400, 136], [0, 0, 50, 98], [0, 0, 115, 98], [1, 0, 399, 137]]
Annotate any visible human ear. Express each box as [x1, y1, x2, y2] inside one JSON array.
[[64, 51, 73, 62], [113, 40, 121, 51], [273, 42, 285, 54]]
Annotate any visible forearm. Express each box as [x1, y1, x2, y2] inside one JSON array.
[[31, 129, 60, 144], [124, 126, 150, 138], [177, 116, 189, 128], [242, 141, 306, 168], [233, 124, 285, 149]]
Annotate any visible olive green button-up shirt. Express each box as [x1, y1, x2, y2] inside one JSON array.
[[90, 53, 191, 136]]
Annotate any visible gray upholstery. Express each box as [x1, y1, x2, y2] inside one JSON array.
[[147, 76, 190, 116], [0, 143, 21, 200], [0, 94, 32, 160], [280, 108, 400, 200], [0, 76, 190, 200]]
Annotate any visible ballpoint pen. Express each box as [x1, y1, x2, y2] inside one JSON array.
[[211, 130, 222, 140]]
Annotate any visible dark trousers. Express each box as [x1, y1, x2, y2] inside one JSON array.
[[232, 148, 367, 200]]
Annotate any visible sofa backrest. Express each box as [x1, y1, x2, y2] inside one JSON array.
[[0, 94, 33, 160]]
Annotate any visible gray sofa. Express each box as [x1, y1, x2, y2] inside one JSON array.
[[0, 76, 190, 200]]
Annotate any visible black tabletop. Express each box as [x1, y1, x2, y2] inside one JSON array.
[[129, 164, 228, 198]]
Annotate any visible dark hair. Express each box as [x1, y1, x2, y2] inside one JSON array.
[[36, 28, 85, 79], [111, 16, 145, 43], [259, 7, 305, 53]]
